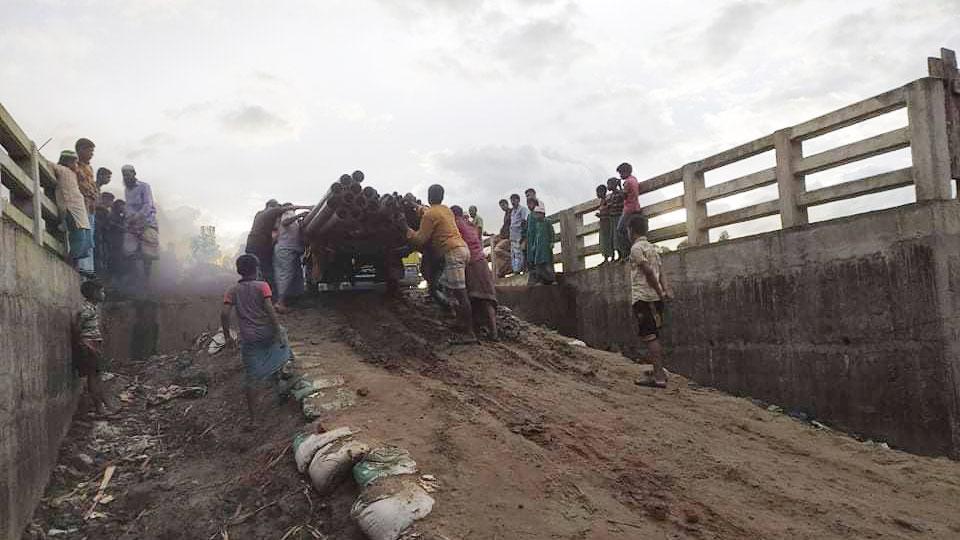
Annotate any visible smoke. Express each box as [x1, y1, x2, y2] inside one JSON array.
[[104, 203, 237, 297]]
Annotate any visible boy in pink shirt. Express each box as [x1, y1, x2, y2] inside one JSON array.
[[617, 162, 641, 261]]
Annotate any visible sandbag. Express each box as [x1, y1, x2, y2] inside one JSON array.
[[351, 477, 435, 540], [293, 426, 354, 473], [308, 440, 370, 494], [352, 446, 418, 487]]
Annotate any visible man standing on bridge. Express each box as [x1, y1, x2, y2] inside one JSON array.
[[617, 162, 640, 262], [75, 138, 98, 277], [52, 150, 93, 275], [121, 164, 159, 282], [406, 184, 477, 345], [509, 193, 528, 275]]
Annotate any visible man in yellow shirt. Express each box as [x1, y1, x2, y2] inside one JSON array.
[[406, 184, 477, 344]]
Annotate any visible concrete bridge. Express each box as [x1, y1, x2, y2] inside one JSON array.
[[1, 47, 959, 539], [498, 48, 960, 458]]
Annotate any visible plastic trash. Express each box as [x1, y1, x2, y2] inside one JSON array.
[[353, 446, 418, 487], [293, 426, 354, 473], [308, 440, 370, 494], [566, 339, 587, 347], [351, 478, 435, 540], [207, 330, 237, 355]]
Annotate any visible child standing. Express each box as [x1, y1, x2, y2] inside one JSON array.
[[74, 280, 109, 415], [595, 184, 612, 264], [221, 254, 293, 425], [605, 177, 625, 261], [627, 214, 672, 388]]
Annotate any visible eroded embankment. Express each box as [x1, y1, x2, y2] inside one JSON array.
[[24, 290, 960, 540]]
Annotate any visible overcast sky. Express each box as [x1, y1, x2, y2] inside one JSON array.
[[2, 0, 957, 251]]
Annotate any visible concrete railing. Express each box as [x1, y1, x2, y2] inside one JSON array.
[[548, 48, 960, 273], [0, 103, 66, 256]]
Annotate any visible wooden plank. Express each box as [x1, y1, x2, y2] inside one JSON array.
[[1, 200, 36, 233], [581, 222, 686, 255], [38, 159, 56, 189], [929, 57, 946, 78], [642, 195, 684, 218], [907, 78, 952, 200], [638, 168, 683, 194], [796, 127, 910, 175], [40, 193, 59, 219], [790, 86, 908, 141], [705, 200, 780, 230], [569, 199, 600, 218], [576, 220, 601, 237], [648, 222, 687, 243], [580, 243, 601, 258], [0, 150, 35, 195], [697, 167, 776, 202], [0, 102, 33, 158], [799, 167, 913, 207], [682, 164, 707, 245], [936, 49, 960, 179], [559, 210, 584, 272], [43, 231, 66, 256], [774, 128, 807, 227], [700, 135, 775, 172]]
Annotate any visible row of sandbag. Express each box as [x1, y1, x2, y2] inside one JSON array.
[[293, 427, 435, 540]]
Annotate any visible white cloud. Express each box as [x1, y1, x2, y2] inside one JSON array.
[[0, 0, 956, 247]]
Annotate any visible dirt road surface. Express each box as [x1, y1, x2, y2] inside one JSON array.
[[26, 291, 960, 539]]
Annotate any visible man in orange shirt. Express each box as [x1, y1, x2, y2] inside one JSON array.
[[406, 184, 477, 345]]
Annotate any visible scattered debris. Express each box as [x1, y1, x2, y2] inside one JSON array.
[[146, 385, 207, 407], [84, 465, 116, 520]]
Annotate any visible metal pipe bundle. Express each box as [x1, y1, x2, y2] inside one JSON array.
[[304, 174, 411, 253]]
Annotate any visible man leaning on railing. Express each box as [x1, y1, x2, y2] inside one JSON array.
[[52, 150, 94, 276]]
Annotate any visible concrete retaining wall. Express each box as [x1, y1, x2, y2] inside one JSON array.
[[0, 221, 81, 540], [0, 220, 224, 539], [101, 297, 223, 361], [498, 201, 960, 458]]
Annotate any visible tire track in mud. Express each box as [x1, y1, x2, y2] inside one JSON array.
[[325, 292, 756, 539]]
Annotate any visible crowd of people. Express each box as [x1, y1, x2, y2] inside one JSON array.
[[487, 187, 556, 285], [64, 157, 665, 419], [51, 138, 159, 287], [47, 139, 160, 416]]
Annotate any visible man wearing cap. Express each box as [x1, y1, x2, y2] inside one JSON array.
[[52, 150, 93, 273], [121, 164, 160, 280], [75, 138, 98, 275], [526, 204, 556, 285]]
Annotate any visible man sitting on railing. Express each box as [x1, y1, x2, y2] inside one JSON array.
[[52, 150, 94, 276]]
